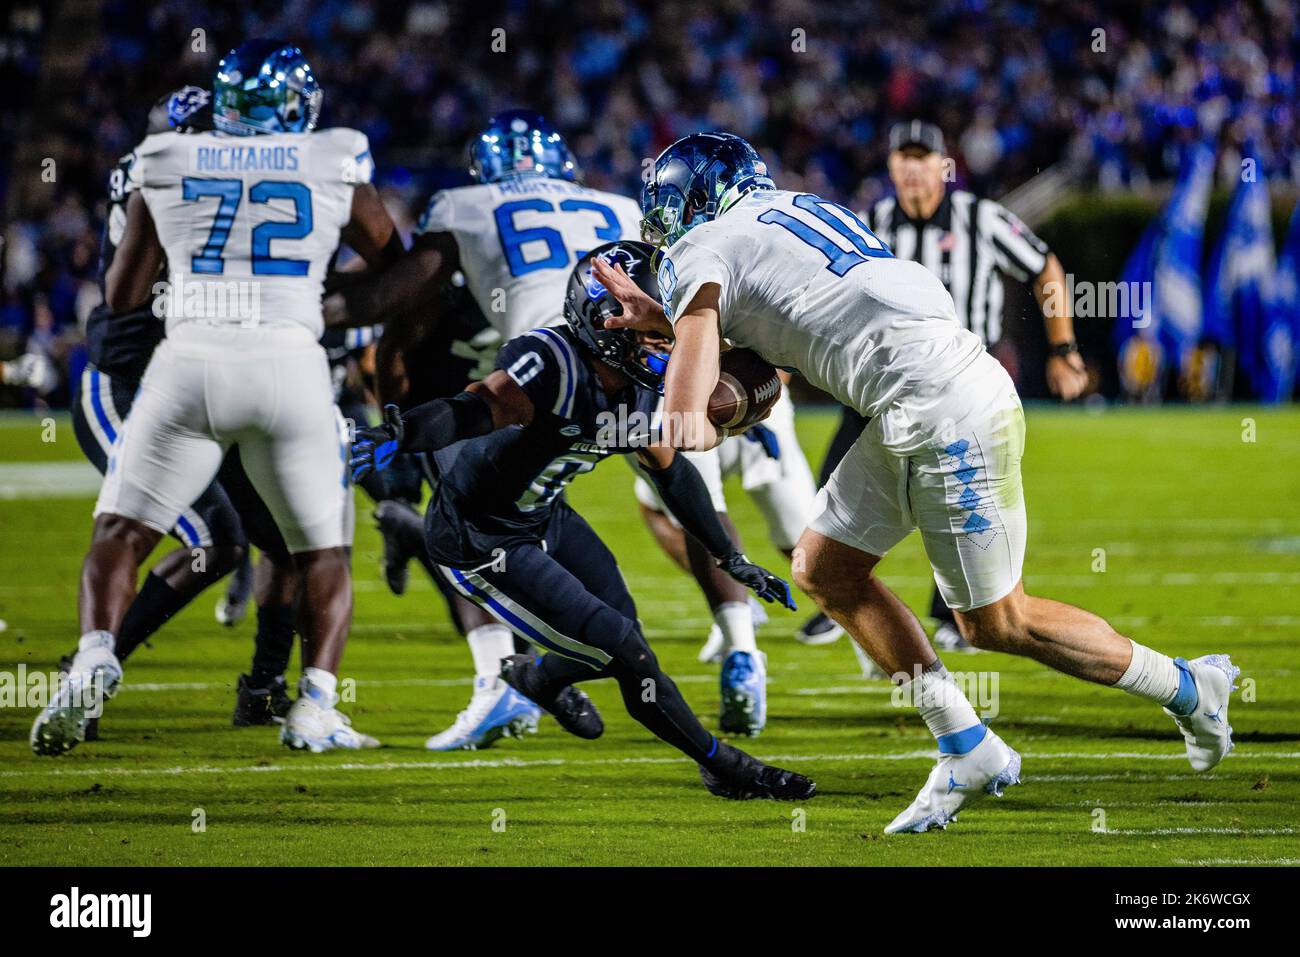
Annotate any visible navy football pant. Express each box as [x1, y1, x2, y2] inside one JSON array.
[[441, 502, 718, 764]]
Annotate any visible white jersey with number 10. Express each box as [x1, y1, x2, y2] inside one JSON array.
[[657, 189, 986, 424]]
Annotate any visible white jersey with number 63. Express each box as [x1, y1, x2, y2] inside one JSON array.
[[416, 176, 643, 341]]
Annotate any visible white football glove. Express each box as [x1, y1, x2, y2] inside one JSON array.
[[2, 352, 59, 395]]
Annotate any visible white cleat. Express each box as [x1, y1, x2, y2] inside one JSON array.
[[1166, 654, 1240, 772], [281, 695, 381, 753], [424, 675, 541, 751], [933, 621, 978, 654], [885, 728, 1021, 834], [30, 637, 122, 756], [698, 625, 726, 664], [850, 639, 888, 680]]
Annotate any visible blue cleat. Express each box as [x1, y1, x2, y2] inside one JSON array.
[[719, 650, 767, 736], [424, 676, 542, 751]]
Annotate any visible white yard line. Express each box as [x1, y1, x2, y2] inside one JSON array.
[[116, 673, 715, 693], [1104, 827, 1295, 836], [2, 749, 1296, 781]]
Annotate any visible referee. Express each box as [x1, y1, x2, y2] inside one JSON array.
[[798, 120, 1088, 653]]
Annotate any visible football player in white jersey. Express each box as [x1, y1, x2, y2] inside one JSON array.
[[597, 132, 1240, 833], [30, 40, 405, 756]]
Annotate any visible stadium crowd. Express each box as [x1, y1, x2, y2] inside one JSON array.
[[2, 0, 1298, 407]]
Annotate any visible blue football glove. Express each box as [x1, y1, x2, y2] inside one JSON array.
[[719, 550, 797, 611], [350, 404, 404, 482], [743, 423, 781, 460]]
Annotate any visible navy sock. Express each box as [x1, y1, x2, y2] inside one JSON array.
[[249, 602, 295, 687], [115, 574, 192, 660]]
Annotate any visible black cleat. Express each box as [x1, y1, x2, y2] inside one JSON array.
[[795, 611, 844, 646], [59, 651, 99, 742], [374, 500, 424, 596], [699, 742, 817, 801], [232, 674, 293, 727], [500, 654, 603, 740]]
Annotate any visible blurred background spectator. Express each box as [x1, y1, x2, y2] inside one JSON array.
[[2, 0, 1298, 407]]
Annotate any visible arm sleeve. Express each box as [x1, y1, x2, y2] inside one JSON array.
[[984, 200, 1050, 281], [400, 391, 494, 453], [493, 332, 565, 417], [642, 453, 736, 560], [658, 240, 731, 328]]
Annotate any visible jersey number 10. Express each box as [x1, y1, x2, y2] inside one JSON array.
[[758, 193, 891, 276], [182, 177, 314, 276]]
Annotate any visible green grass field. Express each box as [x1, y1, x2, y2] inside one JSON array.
[[0, 405, 1297, 866]]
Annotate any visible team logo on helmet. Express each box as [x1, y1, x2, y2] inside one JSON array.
[[582, 246, 644, 301]]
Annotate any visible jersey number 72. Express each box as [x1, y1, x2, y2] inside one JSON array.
[[182, 177, 314, 276]]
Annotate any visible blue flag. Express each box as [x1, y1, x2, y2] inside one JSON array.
[[1203, 158, 1277, 400], [1152, 139, 1215, 371], [1113, 139, 1215, 398], [1262, 200, 1300, 402], [1113, 219, 1163, 399]]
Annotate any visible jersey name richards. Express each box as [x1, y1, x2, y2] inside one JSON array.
[[657, 189, 986, 419], [415, 177, 642, 341], [128, 127, 373, 338]]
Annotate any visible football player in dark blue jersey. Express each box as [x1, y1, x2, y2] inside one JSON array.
[[351, 241, 815, 799]]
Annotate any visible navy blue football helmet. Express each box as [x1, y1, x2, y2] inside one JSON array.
[[469, 109, 578, 183], [565, 241, 668, 392], [641, 132, 774, 247], [213, 39, 321, 136], [145, 85, 212, 135]]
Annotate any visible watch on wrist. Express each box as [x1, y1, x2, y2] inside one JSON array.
[[1049, 339, 1079, 358]]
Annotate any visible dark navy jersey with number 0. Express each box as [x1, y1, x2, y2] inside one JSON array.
[[425, 325, 660, 564]]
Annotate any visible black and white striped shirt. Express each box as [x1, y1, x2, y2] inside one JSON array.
[[869, 190, 1050, 345]]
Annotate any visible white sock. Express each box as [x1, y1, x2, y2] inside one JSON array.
[[301, 666, 337, 706], [714, 601, 757, 653], [1114, 639, 1181, 706], [466, 624, 515, 679], [75, 630, 119, 670], [910, 671, 986, 755], [78, 630, 115, 653]]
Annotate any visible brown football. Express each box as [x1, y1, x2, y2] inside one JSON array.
[[708, 348, 782, 431]]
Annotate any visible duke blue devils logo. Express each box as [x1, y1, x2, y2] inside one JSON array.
[[583, 246, 644, 300]]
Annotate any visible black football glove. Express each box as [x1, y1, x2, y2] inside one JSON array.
[[719, 550, 796, 610], [350, 404, 404, 482]]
